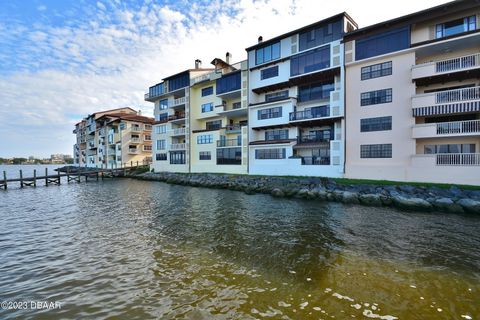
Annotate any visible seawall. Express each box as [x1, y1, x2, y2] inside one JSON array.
[[133, 172, 480, 214]]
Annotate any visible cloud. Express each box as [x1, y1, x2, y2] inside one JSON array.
[[0, 0, 451, 157]]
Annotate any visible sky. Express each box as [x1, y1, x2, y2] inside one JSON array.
[[0, 0, 452, 158]]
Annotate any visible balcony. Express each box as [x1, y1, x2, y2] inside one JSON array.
[[225, 124, 244, 134], [296, 135, 330, 145], [217, 139, 241, 147], [171, 127, 186, 136], [299, 156, 330, 165], [88, 141, 97, 149], [412, 86, 480, 109], [170, 143, 186, 150], [191, 73, 211, 86], [170, 96, 187, 108], [128, 148, 139, 154], [131, 126, 142, 132], [130, 137, 141, 143], [412, 53, 480, 80], [413, 153, 480, 167], [289, 106, 330, 122], [412, 119, 480, 138]]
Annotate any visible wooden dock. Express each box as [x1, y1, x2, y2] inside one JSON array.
[[1, 161, 148, 190]]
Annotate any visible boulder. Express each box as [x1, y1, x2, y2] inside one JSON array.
[[296, 188, 310, 198], [432, 198, 464, 213], [271, 188, 285, 197], [341, 191, 360, 204], [359, 194, 383, 207], [457, 198, 480, 214], [392, 196, 432, 211]]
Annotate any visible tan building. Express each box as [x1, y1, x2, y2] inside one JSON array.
[[344, 0, 480, 185], [73, 107, 154, 168], [190, 54, 249, 174]]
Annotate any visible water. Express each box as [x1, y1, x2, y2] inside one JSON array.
[[0, 177, 479, 319], [0, 164, 63, 180]]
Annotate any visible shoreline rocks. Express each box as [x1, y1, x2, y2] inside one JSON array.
[[133, 172, 480, 214]]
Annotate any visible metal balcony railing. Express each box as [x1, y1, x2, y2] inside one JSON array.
[[436, 153, 480, 166], [435, 86, 480, 104], [170, 143, 186, 150], [289, 107, 330, 121], [297, 135, 330, 144], [216, 139, 241, 147], [435, 53, 480, 73], [436, 119, 480, 135]]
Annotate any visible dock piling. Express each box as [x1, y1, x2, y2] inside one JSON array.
[[19, 170, 23, 188], [2, 171, 6, 190], [45, 168, 48, 186]]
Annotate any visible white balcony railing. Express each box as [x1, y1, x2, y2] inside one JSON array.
[[172, 127, 186, 136], [191, 73, 211, 85], [412, 119, 480, 138], [131, 126, 142, 132], [170, 97, 186, 107], [170, 143, 186, 150], [412, 53, 480, 79], [131, 137, 141, 143], [128, 148, 139, 154], [436, 153, 480, 166], [412, 86, 480, 108]]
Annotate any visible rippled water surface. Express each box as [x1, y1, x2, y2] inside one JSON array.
[[0, 177, 479, 319]]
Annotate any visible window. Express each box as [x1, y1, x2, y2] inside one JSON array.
[[167, 72, 189, 91], [170, 151, 186, 164], [201, 102, 214, 113], [157, 113, 168, 122], [265, 90, 289, 102], [424, 144, 475, 154], [355, 27, 409, 61], [155, 125, 167, 134], [361, 89, 392, 106], [144, 145, 152, 151], [360, 116, 392, 132], [299, 20, 342, 51], [255, 148, 286, 159], [217, 147, 241, 165], [256, 42, 281, 65], [199, 151, 211, 160], [265, 129, 289, 141], [145, 124, 152, 130], [290, 45, 330, 77], [156, 153, 167, 161], [119, 123, 126, 130], [197, 134, 213, 144], [201, 86, 214, 96], [149, 83, 165, 98], [156, 140, 166, 150], [216, 71, 241, 94], [258, 107, 282, 120], [159, 99, 168, 110], [361, 61, 392, 80], [436, 16, 476, 38], [360, 144, 392, 158], [298, 82, 334, 102], [144, 135, 152, 141], [232, 102, 241, 109], [261, 66, 279, 80], [206, 120, 222, 130]]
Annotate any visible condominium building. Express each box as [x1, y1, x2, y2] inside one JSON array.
[[246, 13, 357, 177], [73, 107, 154, 168], [344, 0, 480, 185], [189, 54, 249, 174], [145, 63, 213, 173], [73, 120, 87, 166]]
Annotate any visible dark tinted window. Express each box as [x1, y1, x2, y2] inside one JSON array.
[[261, 66, 279, 80], [299, 20, 342, 51], [290, 45, 330, 77], [298, 82, 334, 102], [355, 28, 409, 61], [201, 86, 213, 96], [216, 71, 241, 94], [168, 72, 190, 91]]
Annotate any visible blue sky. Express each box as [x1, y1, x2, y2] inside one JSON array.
[[0, 0, 450, 158]]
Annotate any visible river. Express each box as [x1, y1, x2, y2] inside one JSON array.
[[0, 168, 478, 319]]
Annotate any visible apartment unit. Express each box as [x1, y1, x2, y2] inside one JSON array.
[[246, 13, 357, 177], [189, 54, 249, 174], [73, 107, 154, 168], [344, 0, 480, 185], [145, 64, 212, 173]]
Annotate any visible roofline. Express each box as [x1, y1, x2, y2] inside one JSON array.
[[344, 0, 478, 41], [96, 113, 155, 124], [245, 12, 357, 51], [161, 68, 215, 81], [91, 107, 136, 116]]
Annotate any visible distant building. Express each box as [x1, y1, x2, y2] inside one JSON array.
[[73, 107, 154, 168]]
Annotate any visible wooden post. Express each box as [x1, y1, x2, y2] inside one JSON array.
[[57, 169, 61, 185], [96, 171, 99, 181], [45, 168, 48, 186], [136, 160, 139, 167], [2, 171, 7, 190], [130, 161, 133, 168], [33, 169, 37, 187], [20, 170, 23, 188], [66, 167, 70, 183]]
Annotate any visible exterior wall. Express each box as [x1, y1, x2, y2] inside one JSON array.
[[345, 52, 417, 181], [411, 9, 480, 44]]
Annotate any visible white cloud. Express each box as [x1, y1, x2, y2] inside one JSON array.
[[0, 0, 451, 157]]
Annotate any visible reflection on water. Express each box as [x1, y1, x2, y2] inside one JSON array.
[[0, 179, 478, 319]]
